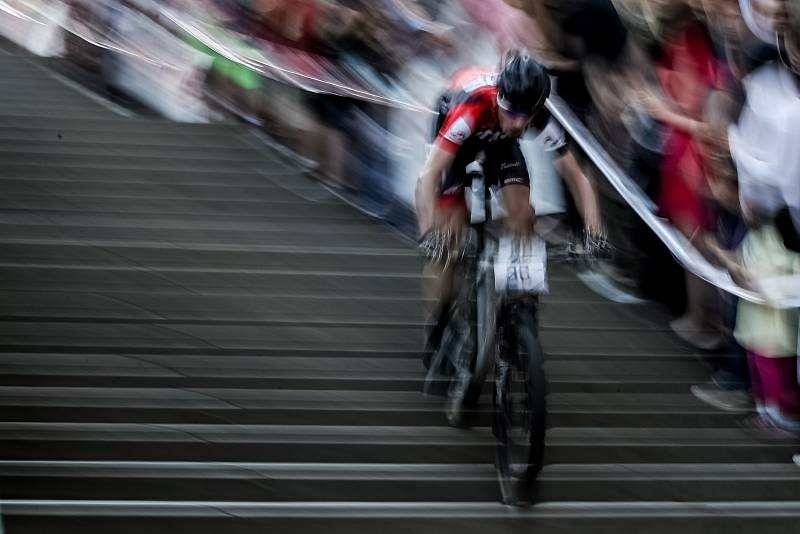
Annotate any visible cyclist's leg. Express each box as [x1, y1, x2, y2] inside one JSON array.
[[491, 140, 533, 234], [423, 184, 468, 355], [420, 112, 486, 390], [420, 117, 477, 353], [422, 97, 457, 356]]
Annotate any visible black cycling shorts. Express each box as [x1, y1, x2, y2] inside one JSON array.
[[438, 138, 530, 198], [431, 99, 530, 199]]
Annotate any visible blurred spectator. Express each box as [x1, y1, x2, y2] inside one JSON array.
[[629, 2, 726, 347], [460, 0, 549, 54], [729, 202, 799, 431], [692, 0, 800, 422], [690, 92, 751, 409], [301, 0, 403, 191], [730, 2, 800, 254], [508, 0, 629, 118], [741, 0, 789, 42]]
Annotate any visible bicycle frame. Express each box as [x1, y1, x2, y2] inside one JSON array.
[[471, 222, 541, 403]]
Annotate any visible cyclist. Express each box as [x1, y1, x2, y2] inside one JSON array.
[[416, 48, 606, 362]]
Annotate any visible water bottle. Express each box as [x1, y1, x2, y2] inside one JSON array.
[[466, 160, 486, 224], [489, 186, 507, 221]]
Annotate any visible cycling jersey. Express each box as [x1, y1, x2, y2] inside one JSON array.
[[434, 67, 567, 155]]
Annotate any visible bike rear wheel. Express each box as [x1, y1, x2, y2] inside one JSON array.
[[493, 306, 546, 505]]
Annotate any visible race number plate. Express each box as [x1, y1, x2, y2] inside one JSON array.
[[494, 236, 548, 294]]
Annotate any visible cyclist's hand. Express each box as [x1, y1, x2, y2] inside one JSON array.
[[417, 229, 445, 262], [584, 230, 612, 262], [418, 226, 472, 267]]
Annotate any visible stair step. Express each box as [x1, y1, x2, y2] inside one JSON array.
[[2, 500, 799, 534]]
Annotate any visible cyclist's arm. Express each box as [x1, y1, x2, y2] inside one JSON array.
[[533, 113, 603, 235], [503, 183, 535, 236], [417, 107, 477, 236], [416, 145, 456, 236], [555, 148, 603, 235]]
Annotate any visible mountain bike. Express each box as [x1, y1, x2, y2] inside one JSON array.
[[420, 161, 548, 505]]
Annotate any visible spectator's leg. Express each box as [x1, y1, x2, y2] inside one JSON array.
[[747, 350, 767, 418], [760, 355, 800, 430], [712, 293, 751, 390], [671, 271, 723, 350], [305, 94, 352, 189], [319, 124, 349, 188]]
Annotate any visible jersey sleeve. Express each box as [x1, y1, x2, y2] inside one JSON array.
[[434, 105, 477, 153], [531, 109, 568, 154]]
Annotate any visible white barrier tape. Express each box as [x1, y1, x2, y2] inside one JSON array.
[[0, 0, 43, 25], [158, 6, 435, 113], [3, 0, 435, 112], [546, 95, 800, 309], [2, 0, 176, 68]]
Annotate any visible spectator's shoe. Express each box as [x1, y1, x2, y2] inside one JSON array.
[[670, 315, 723, 351], [793, 454, 800, 467], [738, 414, 800, 438], [710, 369, 750, 392], [691, 382, 755, 412]]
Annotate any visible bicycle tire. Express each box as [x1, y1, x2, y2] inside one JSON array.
[[493, 305, 546, 505], [464, 268, 493, 407]]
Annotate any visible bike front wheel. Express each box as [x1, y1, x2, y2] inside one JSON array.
[[493, 306, 546, 505]]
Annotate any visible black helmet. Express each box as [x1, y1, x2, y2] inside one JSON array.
[[496, 49, 550, 116]]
